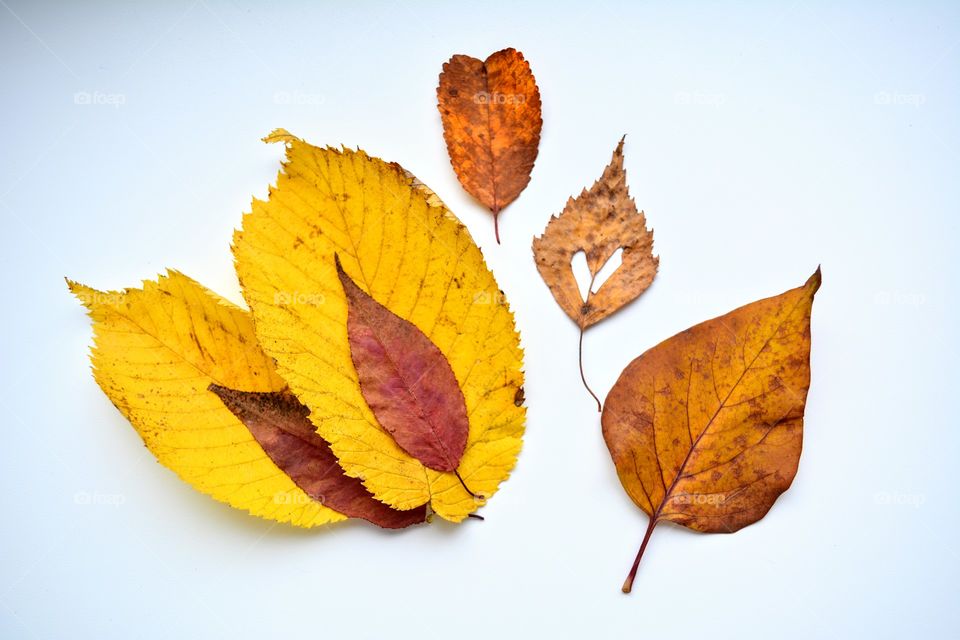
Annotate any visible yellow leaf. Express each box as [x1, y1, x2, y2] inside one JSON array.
[[233, 131, 525, 521], [68, 271, 344, 528]]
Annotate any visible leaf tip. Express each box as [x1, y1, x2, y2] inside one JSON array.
[[333, 253, 358, 296], [807, 266, 822, 293], [66, 278, 97, 309]]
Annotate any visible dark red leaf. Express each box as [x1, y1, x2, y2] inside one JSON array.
[[335, 254, 469, 474], [209, 384, 427, 529]]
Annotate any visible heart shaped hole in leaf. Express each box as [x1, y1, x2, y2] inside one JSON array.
[[572, 247, 624, 302]]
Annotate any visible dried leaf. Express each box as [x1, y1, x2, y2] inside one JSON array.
[[533, 138, 658, 408], [437, 47, 542, 242], [533, 138, 657, 329], [210, 386, 427, 529], [233, 130, 525, 522], [335, 256, 472, 482], [602, 269, 821, 592], [67, 272, 344, 527]]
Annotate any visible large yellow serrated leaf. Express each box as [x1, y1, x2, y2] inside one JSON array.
[[68, 271, 344, 528], [233, 130, 525, 521]]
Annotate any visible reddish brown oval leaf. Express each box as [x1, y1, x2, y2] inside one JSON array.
[[335, 254, 469, 474], [437, 47, 542, 242], [602, 269, 820, 592], [209, 384, 427, 529]]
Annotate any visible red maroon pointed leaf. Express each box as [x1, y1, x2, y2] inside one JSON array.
[[209, 384, 427, 529], [335, 254, 469, 473]]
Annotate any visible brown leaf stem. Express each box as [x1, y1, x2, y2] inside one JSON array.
[[454, 469, 481, 500], [578, 326, 602, 412], [622, 516, 657, 594]]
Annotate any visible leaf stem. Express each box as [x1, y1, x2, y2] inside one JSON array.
[[622, 516, 657, 594], [578, 326, 602, 412], [492, 207, 501, 244], [454, 469, 481, 500]]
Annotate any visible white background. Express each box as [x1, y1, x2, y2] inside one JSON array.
[[2, 1, 957, 638]]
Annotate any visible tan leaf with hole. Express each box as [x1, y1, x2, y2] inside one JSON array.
[[532, 138, 658, 407]]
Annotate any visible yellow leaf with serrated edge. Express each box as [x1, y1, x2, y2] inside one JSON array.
[[233, 130, 525, 521], [68, 271, 344, 528]]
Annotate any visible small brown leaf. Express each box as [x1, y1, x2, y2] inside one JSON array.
[[437, 47, 542, 242], [602, 269, 820, 592], [532, 137, 658, 408], [210, 385, 427, 529], [335, 255, 477, 496], [534, 137, 657, 329]]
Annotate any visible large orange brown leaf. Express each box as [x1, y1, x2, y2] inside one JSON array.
[[533, 138, 658, 409], [601, 268, 821, 593], [437, 47, 542, 243], [210, 386, 428, 529]]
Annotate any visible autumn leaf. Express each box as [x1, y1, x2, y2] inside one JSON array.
[[533, 137, 658, 409], [67, 272, 344, 527], [437, 47, 542, 243], [601, 269, 821, 593], [335, 255, 479, 498], [210, 386, 427, 529], [69, 273, 423, 529], [233, 130, 525, 522]]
